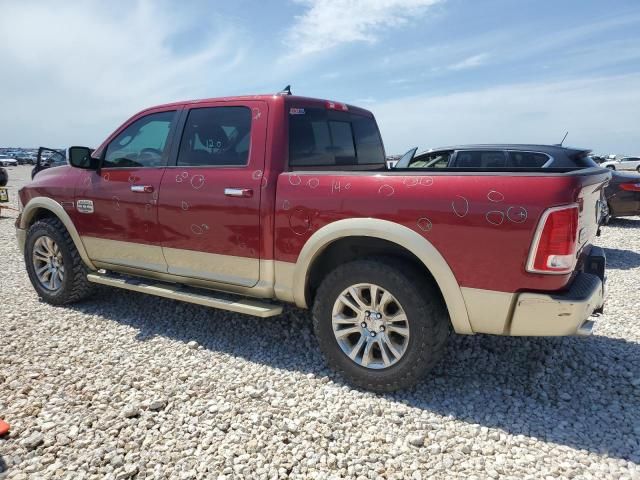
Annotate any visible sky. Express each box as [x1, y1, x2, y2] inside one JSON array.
[[1, 0, 639, 155]]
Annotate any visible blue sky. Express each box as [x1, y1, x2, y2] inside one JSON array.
[[1, 0, 639, 154]]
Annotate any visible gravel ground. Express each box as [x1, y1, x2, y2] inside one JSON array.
[[1, 165, 639, 479]]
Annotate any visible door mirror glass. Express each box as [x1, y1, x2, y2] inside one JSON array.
[[68, 146, 97, 169]]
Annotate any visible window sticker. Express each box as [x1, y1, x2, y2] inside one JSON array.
[[289, 108, 305, 115]]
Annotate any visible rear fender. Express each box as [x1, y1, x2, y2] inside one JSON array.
[[290, 218, 473, 334]]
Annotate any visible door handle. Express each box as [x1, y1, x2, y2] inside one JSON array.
[[224, 188, 253, 198], [131, 185, 154, 193]]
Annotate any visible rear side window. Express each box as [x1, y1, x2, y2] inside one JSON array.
[[454, 151, 507, 168], [289, 107, 384, 167], [508, 151, 550, 168], [178, 107, 251, 167]]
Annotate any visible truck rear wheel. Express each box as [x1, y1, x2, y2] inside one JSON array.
[[312, 258, 449, 392], [24, 217, 95, 305]]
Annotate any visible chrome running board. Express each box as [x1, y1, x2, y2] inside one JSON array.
[[87, 272, 283, 318]]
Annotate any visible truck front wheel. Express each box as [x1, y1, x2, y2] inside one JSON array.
[[24, 217, 95, 305], [312, 258, 450, 392]]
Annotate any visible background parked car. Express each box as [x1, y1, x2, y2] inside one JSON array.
[[0, 156, 19, 167], [392, 144, 600, 170], [0, 167, 7, 187], [604, 170, 640, 219], [600, 156, 640, 172]]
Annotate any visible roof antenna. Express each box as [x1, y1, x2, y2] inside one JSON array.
[[558, 131, 569, 146], [278, 85, 292, 96]]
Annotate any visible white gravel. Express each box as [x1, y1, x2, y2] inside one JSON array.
[[1, 165, 639, 479]]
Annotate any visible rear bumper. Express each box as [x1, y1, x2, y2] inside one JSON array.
[[509, 247, 606, 336]]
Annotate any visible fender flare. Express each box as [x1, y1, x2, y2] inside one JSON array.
[[292, 218, 473, 334], [20, 196, 97, 271]]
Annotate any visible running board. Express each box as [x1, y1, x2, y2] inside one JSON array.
[[86, 272, 283, 318]]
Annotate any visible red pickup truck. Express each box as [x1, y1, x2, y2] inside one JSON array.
[[16, 93, 608, 391]]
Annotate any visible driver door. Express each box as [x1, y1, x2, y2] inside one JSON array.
[[73, 108, 180, 272]]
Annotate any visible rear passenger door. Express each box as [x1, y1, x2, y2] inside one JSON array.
[[157, 101, 268, 287]]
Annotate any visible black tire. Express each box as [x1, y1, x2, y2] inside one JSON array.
[[312, 257, 450, 392], [606, 165, 615, 170], [24, 217, 95, 305], [0, 168, 7, 187]]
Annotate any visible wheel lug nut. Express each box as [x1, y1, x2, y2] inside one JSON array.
[[379, 325, 385, 332], [361, 322, 367, 328], [370, 331, 376, 337]]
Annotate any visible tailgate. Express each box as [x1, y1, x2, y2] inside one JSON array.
[[573, 168, 610, 260]]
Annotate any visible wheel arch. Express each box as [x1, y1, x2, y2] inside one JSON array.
[[291, 218, 473, 334], [20, 197, 96, 270]]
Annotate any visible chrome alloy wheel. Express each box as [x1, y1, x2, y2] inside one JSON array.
[[32, 235, 65, 291], [331, 283, 410, 369]]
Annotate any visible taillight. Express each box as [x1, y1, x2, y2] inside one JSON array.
[[527, 205, 579, 274], [619, 182, 640, 192]]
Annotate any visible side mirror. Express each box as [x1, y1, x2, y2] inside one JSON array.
[[68, 146, 98, 170]]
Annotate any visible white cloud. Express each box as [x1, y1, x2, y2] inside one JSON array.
[[0, 1, 247, 147], [285, 0, 442, 57], [447, 53, 489, 71], [372, 74, 640, 155]]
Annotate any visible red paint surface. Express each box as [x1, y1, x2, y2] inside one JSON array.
[[272, 171, 593, 292]]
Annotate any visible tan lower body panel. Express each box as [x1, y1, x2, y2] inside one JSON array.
[[274, 261, 296, 303], [162, 247, 259, 287], [16, 227, 26, 254], [460, 287, 516, 335], [82, 236, 268, 290], [82, 236, 167, 273]]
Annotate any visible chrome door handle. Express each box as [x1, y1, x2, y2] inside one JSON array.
[[224, 188, 253, 198], [131, 185, 154, 193]]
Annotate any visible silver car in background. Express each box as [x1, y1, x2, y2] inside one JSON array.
[[600, 156, 640, 172]]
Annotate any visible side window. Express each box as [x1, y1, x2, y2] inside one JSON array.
[[409, 152, 451, 168], [104, 111, 176, 168], [508, 151, 550, 168], [178, 107, 252, 167], [454, 150, 507, 168]]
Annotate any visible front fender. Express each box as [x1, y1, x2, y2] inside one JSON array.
[[20, 196, 97, 271]]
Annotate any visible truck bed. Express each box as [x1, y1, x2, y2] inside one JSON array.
[[273, 167, 609, 294]]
